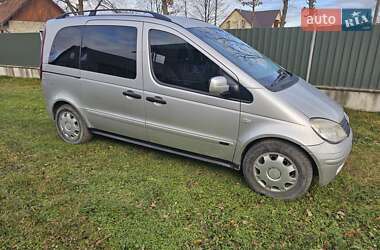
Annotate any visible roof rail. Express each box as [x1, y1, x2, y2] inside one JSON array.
[[56, 9, 172, 22]]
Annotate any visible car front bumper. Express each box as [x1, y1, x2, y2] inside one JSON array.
[[307, 129, 353, 186]]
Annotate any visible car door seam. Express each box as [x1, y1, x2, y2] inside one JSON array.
[[84, 108, 144, 126], [146, 122, 234, 145]]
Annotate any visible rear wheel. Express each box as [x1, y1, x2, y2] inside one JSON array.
[[55, 104, 92, 144], [242, 139, 313, 200]]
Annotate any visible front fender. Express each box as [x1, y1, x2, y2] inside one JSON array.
[[233, 112, 324, 165]]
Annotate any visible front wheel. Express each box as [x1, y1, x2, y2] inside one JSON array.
[[242, 139, 313, 200]]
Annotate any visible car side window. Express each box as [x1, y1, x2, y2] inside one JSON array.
[[149, 29, 253, 102], [149, 29, 220, 93], [49, 26, 81, 69], [81, 25, 137, 79]]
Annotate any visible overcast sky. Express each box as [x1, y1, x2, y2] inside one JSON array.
[[115, 0, 379, 27]]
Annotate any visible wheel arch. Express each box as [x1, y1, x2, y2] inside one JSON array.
[[238, 136, 319, 178], [52, 100, 91, 128]]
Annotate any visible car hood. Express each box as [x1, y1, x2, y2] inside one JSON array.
[[276, 78, 344, 122]]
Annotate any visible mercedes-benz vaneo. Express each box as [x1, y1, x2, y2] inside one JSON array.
[[41, 9, 352, 200]]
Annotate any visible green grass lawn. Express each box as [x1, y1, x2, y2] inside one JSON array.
[[0, 76, 379, 249]]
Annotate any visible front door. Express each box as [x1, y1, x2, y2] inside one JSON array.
[[142, 23, 241, 161], [80, 20, 146, 141]]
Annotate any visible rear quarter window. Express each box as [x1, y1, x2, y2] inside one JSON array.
[[48, 26, 81, 69]]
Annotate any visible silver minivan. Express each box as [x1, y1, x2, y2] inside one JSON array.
[[41, 10, 352, 200]]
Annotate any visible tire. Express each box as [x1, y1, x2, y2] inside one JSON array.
[[54, 104, 92, 144], [242, 139, 313, 200]]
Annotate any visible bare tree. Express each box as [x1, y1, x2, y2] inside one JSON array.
[[237, 0, 262, 26], [135, 0, 173, 14], [280, 0, 288, 27], [374, 0, 379, 24], [191, 0, 226, 24], [171, 0, 188, 17], [214, 0, 218, 25], [238, 0, 262, 14], [161, 0, 173, 14], [184, 0, 188, 17], [136, 0, 161, 13], [54, 0, 117, 14]]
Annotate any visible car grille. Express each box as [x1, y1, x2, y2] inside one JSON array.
[[340, 116, 350, 136]]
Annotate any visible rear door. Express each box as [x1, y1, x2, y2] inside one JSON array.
[[80, 20, 146, 140], [142, 23, 242, 161]]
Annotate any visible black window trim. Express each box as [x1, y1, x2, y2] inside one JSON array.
[[147, 28, 253, 104], [78, 25, 84, 71], [49, 24, 139, 80]]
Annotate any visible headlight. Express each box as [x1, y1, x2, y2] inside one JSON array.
[[310, 118, 347, 144]]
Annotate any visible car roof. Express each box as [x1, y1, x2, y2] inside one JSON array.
[[168, 16, 214, 28], [50, 11, 215, 29]]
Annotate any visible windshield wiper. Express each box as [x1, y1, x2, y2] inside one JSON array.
[[274, 69, 292, 82], [269, 69, 292, 88]]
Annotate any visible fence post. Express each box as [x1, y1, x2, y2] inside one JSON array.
[[306, 30, 316, 83]]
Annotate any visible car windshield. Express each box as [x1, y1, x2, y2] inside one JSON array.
[[188, 27, 297, 91]]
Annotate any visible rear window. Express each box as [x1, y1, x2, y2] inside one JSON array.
[[48, 26, 81, 69], [80, 25, 137, 79]]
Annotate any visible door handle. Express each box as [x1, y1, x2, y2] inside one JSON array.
[[146, 96, 167, 105], [122, 90, 141, 99]]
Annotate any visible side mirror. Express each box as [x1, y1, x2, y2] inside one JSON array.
[[209, 76, 229, 96]]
